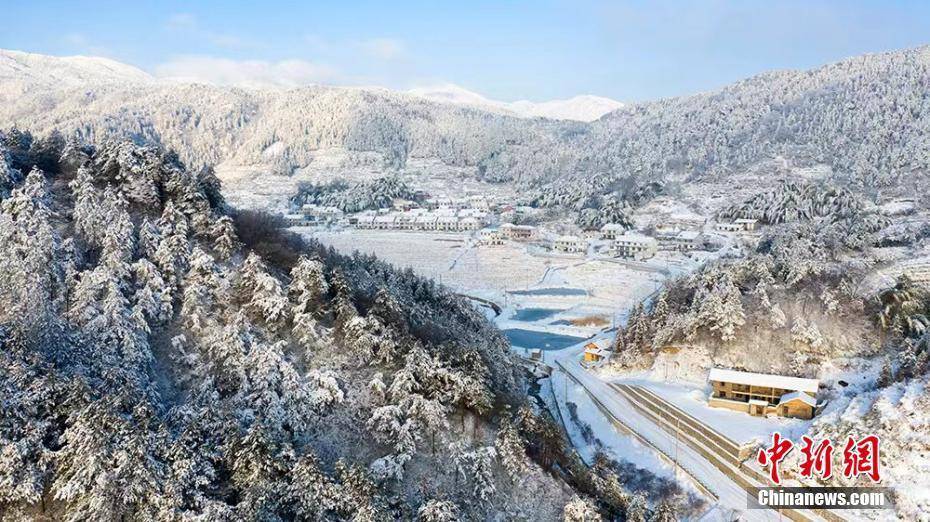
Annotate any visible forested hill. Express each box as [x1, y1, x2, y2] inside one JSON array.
[[3, 47, 930, 210], [0, 131, 578, 520], [573, 45, 930, 189]]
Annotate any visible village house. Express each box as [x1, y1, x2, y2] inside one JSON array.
[[373, 214, 397, 230], [414, 214, 438, 231], [301, 205, 343, 223], [395, 213, 417, 230], [582, 339, 613, 364], [458, 216, 481, 231], [553, 235, 587, 253], [479, 228, 504, 245], [600, 223, 627, 240], [715, 218, 759, 232], [468, 195, 491, 211], [735, 218, 758, 231], [436, 215, 459, 232], [282, 213, 308, 226], [657, 230, 703, 251], [356, 213, 377, 229], [612, 232, 658, 260], [707, 368, 819, 420], [501, 223, 536, 241]]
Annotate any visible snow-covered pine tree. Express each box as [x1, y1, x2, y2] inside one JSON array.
[[563, 495, 602, 521], [181, 247, 226, 336], [211, 215, 239, 261], [649, 501, 677, 522], [625, 492, 647, 522], [289, 453, 339, 519], [0, 168, 60, 334], [495, 415, 527, 482], [416, 499, 459, 522], [154, 201, 191, 292]]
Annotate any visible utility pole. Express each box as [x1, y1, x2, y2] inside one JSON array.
[[674, 417, 681, 481]]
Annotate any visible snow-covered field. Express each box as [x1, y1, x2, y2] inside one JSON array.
[[299, 228, 663, 319]]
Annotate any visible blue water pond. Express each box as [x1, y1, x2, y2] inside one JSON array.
[[512, 307, 562, 322], [504, 328, 586, 350]]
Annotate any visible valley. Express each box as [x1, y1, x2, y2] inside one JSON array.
[[2, 41, 930, 521]]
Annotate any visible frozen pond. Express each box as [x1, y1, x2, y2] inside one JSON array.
[[509, 287, 587, 297], [504, 328, 587, 350], [512, 307, 562, 321]]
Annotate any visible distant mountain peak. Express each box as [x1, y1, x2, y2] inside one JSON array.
[[0, 49, 152, 88], [406, 83, 624, 122]]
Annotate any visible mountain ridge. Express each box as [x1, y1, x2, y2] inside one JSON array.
[[2, 46, 929, 211]]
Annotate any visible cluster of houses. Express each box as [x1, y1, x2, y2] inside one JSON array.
[[284, 199, 763, 266], [352, 208, 489, 232], [548, 222, 708, 260]]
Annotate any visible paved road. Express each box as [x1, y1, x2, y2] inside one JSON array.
[[552, 345, 829, 522]]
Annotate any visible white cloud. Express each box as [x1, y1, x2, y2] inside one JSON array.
[[357, 38, 406, 60], [153, 55, 338, 88]]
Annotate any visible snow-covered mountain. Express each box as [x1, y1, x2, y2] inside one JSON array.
[[0, 49, 151, 98], [407, 83, 624, 122], [2, 47, 930, 210]]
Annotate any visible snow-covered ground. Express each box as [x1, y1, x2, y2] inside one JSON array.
[[300, 227, 665, 321], [604, 375, 811, 445]]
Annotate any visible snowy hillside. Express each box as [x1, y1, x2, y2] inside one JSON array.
[[2, 47, 930, 211], [0, 49, 151, 99]]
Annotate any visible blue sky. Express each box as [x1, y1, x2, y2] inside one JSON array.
[[4, 1, 929, 102]]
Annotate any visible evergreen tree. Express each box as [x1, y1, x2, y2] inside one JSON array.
[[417, 499, 459, 522], [563, 495, 601, 521], [211, 215, 239, 261]]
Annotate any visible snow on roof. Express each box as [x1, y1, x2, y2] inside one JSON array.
[[677, 230, 702, 240], [601, 223, 627, 231], [708, 368, 819, 393], [585, 338, 613, 350], [556, 235, 583, 242], [584, 346, 610, 357], [748, 399, 769, 406], [734, 218, 758, 224], [616, 232, 656, 243], [374, 214, 396, 222], [779, 391, 816, 407]]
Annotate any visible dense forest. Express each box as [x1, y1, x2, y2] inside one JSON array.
[[290, 177, 415, 213]]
